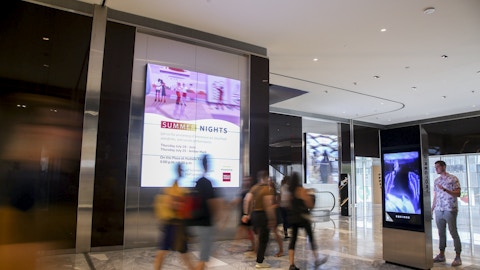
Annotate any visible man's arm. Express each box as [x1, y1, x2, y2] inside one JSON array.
[[437, 180, 461, 197], [446, 186, 461, 197], [263, 194, 275, 227], [243, 192, 253, 216]]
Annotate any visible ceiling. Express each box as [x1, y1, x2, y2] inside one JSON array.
[[76, 0, 480, 126]]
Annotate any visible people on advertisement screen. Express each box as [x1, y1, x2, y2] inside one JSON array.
[[319, 150, 332, 183], [160, 79, 167, 103], [155, 79, 162, 102], [432, 160, 462, 267]]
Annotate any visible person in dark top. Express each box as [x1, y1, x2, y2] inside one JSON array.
[[319, 150, 332, 183], [188, 154, 221, 270], [229, 176, 256, 253], [287, 172, 323, 270]]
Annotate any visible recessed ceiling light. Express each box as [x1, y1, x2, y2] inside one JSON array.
[[441, 55, 448, 58], [373, 75, 380, 79], [380, 28, 387, 32], [442, 96, 447, 99], [313, 58, 318, 61], [424, 7, 435, 15], [42, 37, 50, 41], [411, 86, 417, 90]]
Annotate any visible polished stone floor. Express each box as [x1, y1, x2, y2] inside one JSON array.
[[37, 206, 480, 270]]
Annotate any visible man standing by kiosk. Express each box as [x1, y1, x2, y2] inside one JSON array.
[[431, 160, 462, 267]]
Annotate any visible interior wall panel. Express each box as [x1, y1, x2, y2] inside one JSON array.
[[91, 20, 135, 248]]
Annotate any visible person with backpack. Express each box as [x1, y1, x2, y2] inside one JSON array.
[[242, 170, 276, 268], [287, 172, 322, 270], [153, 163, 194, 270]]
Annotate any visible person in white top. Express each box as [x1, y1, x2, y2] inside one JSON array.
[[431, 160, 462, 267], [279, 176, 291, 239]]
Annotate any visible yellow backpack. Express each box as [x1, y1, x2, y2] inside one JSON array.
[[154, 181, 187, 221]]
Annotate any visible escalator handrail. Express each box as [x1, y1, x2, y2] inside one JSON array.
[[313, 190, 336, 212]]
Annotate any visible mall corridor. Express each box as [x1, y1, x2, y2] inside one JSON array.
[[37, 206, 480, 270]]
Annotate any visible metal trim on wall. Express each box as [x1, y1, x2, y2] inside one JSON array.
[[106, 8, 266, 57], [25, 0, 94, 16], [242, 56, 252, 177], [76, 5, 107, 253]]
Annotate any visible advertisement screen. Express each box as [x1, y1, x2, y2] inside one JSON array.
[[304, 132, 338, 184], [141, 63, 241, 187], [382, 150, 424, 231]]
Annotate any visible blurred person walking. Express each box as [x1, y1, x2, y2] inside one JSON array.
[[229, 176, 256, 253], [242, 170, 275, 268], [153, 163, 194, 270], [187, 154, 222, 270], [268, 177, 285, 257], [287, 172, 322, 270], [279, 176, 291, 240]]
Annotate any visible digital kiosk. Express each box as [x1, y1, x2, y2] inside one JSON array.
[[381, 126, 433, 269]]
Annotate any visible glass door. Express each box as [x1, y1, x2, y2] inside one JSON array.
[[429, 154, 480, 256]]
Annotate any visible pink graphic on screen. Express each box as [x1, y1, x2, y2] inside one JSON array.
[[145, 64, 241, 125]]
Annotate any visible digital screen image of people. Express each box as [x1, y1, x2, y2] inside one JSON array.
[[305, 133, 338, 184], [383, 151, 421, 215]]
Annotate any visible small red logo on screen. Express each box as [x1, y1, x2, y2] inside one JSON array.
[[223, 172, 231, 182]]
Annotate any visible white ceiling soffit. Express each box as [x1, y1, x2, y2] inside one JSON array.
[[73, 0, 480, 126]]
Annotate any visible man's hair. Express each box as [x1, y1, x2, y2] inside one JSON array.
[[201, 154, 209, 171], [435, 160, 446, 167], [257, 170, 269, 181]]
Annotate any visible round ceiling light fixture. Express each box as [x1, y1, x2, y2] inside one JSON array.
[[424, 7, 436, 15]]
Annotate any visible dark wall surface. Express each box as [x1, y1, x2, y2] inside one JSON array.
[[341, 123, 352, 163], [354, 125, 380, 158], [0, 1, 91, 248], [249, 55, 270, 178], [91, 21, 135, 247], [423, 117, 480, 155], [269, 113, 302, 164]]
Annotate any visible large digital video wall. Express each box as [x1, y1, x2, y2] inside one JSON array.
[[141, 63, 241, 187]]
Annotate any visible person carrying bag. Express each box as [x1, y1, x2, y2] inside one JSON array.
[[287, 172, 323, 270]]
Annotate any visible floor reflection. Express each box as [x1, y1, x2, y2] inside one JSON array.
[[37, 205, 480, 269]]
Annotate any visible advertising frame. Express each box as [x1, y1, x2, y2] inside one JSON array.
[[381, 146, 425, 232]]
